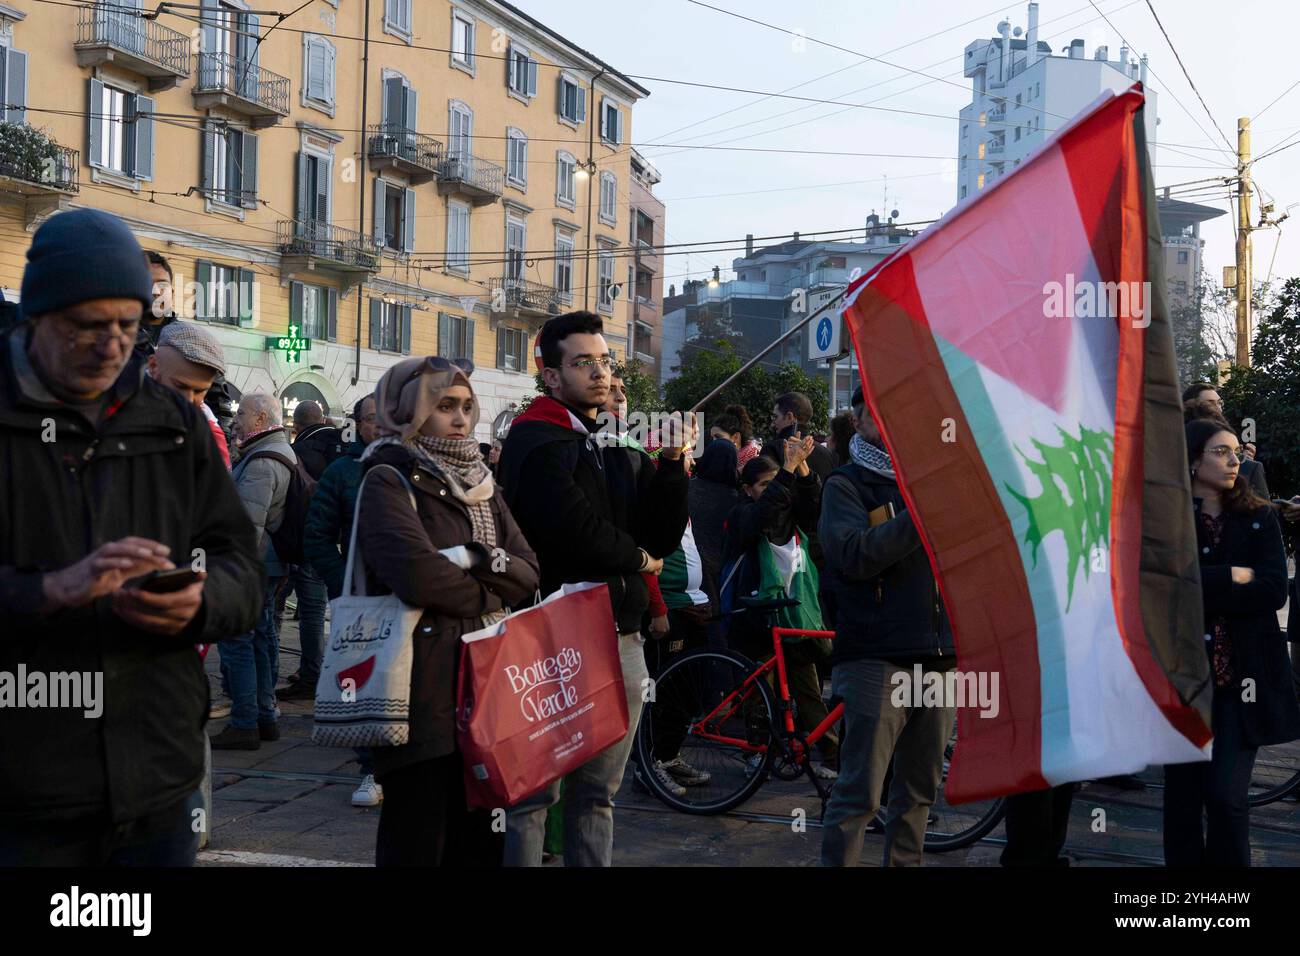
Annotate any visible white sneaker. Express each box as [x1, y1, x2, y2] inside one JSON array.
[[351, 774, 383, 807], [812, 763, 839, 781], [660, 756, 711, 786], [208, 699, 232, 720], [649, 760, 687, 798]]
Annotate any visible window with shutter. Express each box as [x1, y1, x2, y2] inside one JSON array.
[[599, 173, 617, 225], [446, 201, 470, 273], [451, 12, 475, 71], [2, 48, 27, 125], [384, 0, 411, 40], [506, 129, 527, 187], [555, 232, 574, 300], [556, 153, 575, 207]]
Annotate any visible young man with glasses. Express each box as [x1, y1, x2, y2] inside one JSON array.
[[0, 209, 261, 865], [496, 311, 693, 866]]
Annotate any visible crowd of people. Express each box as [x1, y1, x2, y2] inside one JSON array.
[[2, 208, 1298, 869]]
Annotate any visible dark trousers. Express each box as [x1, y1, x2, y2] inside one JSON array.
[[0, 790, 202, 867], [645, 604, 711, 761], [375, 755, 503, 867], [1000, 784, 1075, 867], [1163, 691, 1257, 867]]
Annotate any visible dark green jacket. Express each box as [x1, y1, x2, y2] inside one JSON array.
[[303, 441, 367, 599]]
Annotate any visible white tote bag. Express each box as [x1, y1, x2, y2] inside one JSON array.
[[312, 464, 423, 748]]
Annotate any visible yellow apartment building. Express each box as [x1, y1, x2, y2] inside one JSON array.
[[0, 0, 648, 433]]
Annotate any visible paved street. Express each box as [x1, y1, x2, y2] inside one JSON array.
[[201, 600, 1300, 868]]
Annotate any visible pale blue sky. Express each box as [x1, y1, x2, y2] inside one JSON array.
[[526, 0, 1298, 296]]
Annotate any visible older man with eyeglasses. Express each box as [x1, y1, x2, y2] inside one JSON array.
[[0, 209, 261, 865]]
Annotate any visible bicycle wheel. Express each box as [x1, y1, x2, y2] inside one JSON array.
[[924, 724, 1006, 852], [1248, 742, 1300, 807], [634, 649, 778, 815]]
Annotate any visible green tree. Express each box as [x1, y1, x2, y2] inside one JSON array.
[[664, 340, 830, 440], [1219, 276, 1300, 500]]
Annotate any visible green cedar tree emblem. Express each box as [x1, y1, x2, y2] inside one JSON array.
[[1005, 425, 1114, 609]]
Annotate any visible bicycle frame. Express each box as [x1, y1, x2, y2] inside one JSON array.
[[689, 625, 841, 763]]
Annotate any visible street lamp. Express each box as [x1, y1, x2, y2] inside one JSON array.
[[574, 158, 598, 181], [707, 265, 720, 288]]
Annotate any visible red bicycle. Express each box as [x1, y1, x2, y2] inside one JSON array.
[[634, 595, 1005, 851]]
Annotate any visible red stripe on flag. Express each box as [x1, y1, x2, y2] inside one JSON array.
[[1060, 89, 1213, 748], [844, 257, 1048, 802]]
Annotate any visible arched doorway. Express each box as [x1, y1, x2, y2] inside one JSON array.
[[280, 380, 330, 428]]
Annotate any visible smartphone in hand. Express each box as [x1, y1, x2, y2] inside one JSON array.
[[131, 568, 203, 593]]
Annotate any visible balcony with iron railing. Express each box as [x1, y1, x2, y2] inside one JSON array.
[[193, 51, 290, 128], [75, 5, 191, 90], [437, 151, 504, 206], [986, 138, 1005, 156], [0, 125, 78, 195], [277, 219, 380, 289], [489, 276, 562, 319], [367, 124, 443, 186]]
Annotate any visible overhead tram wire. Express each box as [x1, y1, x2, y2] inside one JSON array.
[[30, 0, 1229, 162], [647, 0, 1154, 157], [1141, 0, 1235, 153], [1083, 0, 1235, 162], [648, 0, 1104, 143], [680, 0, 1229, 156]]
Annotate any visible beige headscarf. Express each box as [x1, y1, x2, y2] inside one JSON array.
[[374, 356, 480, 441], [367, 356, 496, 550]]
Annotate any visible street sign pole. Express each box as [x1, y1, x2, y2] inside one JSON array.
[[828, 355, 837, 416]]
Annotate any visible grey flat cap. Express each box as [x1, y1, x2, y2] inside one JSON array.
[[158, 320, 227, 377]]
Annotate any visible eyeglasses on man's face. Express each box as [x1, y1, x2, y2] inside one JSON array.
[[566, 356, 614, 371], [59, 315, 140, 349]]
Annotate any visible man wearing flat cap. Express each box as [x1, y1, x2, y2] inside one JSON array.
[[150, 320, 232, 468], [0, 208, 262, 865]]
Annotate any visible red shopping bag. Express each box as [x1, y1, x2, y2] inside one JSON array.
[[456, 581, 630, 809]]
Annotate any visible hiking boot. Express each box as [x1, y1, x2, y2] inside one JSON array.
[[275, 679, 316, 702], [209, 725, 259, 750], [660, 756, 711, 786], [258, 720, 280, 742], [351, 774, 383, 807]]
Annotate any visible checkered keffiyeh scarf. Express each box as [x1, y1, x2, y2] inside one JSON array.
[[849, 433, 896, 480], [411, 434, 497, 551]]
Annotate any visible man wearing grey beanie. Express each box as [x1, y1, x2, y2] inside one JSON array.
[[0, 208, 263, 866]]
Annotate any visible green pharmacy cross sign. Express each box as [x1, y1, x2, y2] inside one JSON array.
[[265, 325, 312, 363]]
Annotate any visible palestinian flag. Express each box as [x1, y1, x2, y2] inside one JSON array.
[[842, 85, 1212, 802]]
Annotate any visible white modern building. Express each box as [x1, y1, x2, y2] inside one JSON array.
[[957, 2, 1158, 201]]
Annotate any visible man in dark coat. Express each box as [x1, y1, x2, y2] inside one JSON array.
[[0, 209, 262, 865], [497, 311, 690, 867], [762, 391, 835, 481], [817, 387, 956, 867], [275, 398, 339, 701]]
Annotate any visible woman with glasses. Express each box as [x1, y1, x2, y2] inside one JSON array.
[[1163, 419, 1300, 867]]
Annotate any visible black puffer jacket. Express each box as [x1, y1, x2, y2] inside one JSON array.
[[818, 462, 954, 666], [497, 397, 688, 634], [1195, 500, 1300, 747], [0, 325, 262, 824]]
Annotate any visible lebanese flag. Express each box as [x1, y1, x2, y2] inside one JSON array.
[[843, 85, 1213, 802]]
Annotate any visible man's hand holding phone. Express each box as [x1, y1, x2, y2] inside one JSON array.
[[113, 567, 207, 636]]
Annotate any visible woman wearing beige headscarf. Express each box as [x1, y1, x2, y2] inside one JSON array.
[[354, 356, 539, 867]]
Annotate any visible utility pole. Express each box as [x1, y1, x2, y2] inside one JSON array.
[[1234, 116, 1252, 367]]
